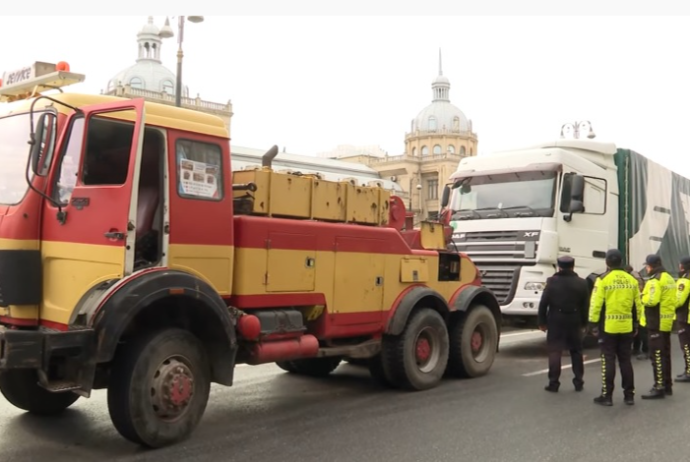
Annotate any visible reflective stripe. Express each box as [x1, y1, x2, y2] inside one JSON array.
[[605, 314, 633, 320]]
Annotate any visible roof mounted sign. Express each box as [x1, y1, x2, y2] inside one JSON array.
[[0, 61, 85, 103]]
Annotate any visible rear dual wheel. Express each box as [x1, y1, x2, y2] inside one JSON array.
[[446, 305, 498, 378]]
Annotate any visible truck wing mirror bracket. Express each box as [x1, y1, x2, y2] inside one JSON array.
[[564, 199, 584, 222]]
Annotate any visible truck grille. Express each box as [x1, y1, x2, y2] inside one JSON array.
[[451, 229, 540, 261], [476, 266, 520, 305], [464, 230, 520, 241]]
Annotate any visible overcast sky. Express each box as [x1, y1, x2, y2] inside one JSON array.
[[1, 15, 689, 176]]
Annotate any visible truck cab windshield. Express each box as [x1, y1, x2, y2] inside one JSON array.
[[449, 170, 557, 220], [0, 112, 56, 205]]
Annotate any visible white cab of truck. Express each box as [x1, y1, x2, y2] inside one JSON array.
[[442, 136, 618, 328]]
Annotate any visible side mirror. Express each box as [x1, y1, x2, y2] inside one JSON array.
[[440, 184, 451, 208], [569, 199, 584, 214], [28, 112, 55, 177], [569, 174, 585, 201], [564, 199, 585, 222]]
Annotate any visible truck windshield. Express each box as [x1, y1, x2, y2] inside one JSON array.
[[449, 171, 557, 220], [0, 112, 56, 205]]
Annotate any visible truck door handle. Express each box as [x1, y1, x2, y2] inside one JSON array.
[[104, 231, 125, 240]]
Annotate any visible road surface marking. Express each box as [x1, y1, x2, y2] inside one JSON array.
[[521, 358, 602, 377]]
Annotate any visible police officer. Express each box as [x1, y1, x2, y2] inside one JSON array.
[[538, 256, 590, 392], [589, 249, 642, 406], [674, 256, 690, 382], [640, 254, 677, 399], [626, 264, 648, 359]]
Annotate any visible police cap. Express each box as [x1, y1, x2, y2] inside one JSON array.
[[680, 256, 690, 270], [605, 249, 623, 267], [557, 256, 575, 268], [645, 254, 662, 267]]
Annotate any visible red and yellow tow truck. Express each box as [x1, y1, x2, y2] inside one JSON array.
[[0, 61, 501, 448]]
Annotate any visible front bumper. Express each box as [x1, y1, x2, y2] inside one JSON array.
[[0, 325, 95, 370], [501, 297, 541, 317]]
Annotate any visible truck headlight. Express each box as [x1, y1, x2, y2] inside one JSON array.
[[524, 282, 546, 291]]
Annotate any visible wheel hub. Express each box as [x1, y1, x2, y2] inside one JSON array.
[[416, 337, 432, 362], [150, 357, 195, 420], [471, 330, 483, 353]]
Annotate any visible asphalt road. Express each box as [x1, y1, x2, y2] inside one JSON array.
[[1, 329, 688, 462]]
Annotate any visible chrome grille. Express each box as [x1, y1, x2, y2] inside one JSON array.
[[476, 266, 520, 305]]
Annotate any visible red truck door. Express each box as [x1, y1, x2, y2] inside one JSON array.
[[40, 99, 145, 328]]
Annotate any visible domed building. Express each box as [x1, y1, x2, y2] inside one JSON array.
[[102, 17, 233, 135], [105, 17, 186, 97], [406, 52, 477, 158]]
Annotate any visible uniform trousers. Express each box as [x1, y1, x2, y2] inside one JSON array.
[[678, 324, 690, 374], [599, 332, 635, 398], [648, 329, 672, 390], [547, 322, 584, 388]]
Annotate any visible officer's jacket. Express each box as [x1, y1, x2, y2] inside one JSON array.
[[537, 269, 589, 327], [589, 268, 643, 334], [676, 273, 690, 324], [641, 270, 677, 332]]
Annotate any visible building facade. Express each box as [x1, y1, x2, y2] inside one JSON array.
[[326, 51, 479, 222]]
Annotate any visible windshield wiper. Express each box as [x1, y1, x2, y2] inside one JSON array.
[[452, 209, 481, 220], [501, 205, 537, 217], [474, 207, 508, 218]]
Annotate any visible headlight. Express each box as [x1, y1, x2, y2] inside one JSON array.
[[524, 282, 546, 291]]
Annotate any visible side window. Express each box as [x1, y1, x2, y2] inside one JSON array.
[[559, 173, 606, 214], [81, 117, 134, 186], [582, 177, 606, 214], [55, 117, 85, 205], [175, 139, 223, 201]]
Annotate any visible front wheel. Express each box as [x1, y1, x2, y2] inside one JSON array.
[[0, 369, 79, 415], [107, 328, 211, 448], [447, 305, 498, 378]]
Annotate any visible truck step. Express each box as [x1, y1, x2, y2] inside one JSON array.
[[41, 380, 81, 392]]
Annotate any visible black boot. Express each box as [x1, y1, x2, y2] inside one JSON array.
[[676, 373, 690, 382], [593, 395, 613, 406], [624, 394, 635, 405], [573, 378, 584, 392], [544, 384, 559, 393], [665, 386, 673, 396], [641, 387, 665, 399]]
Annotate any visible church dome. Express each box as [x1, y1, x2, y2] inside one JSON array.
[[411, 51, 471, 133], [105, 16, 188, 97]]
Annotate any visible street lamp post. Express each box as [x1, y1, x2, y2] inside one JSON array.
[[159, 15, 204, 107]]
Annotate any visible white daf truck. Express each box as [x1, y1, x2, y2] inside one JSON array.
[[440, 125, 690, 329]]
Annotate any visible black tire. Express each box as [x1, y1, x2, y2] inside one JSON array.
[[0, 369, 79, 415], [344, 357, 368, 367], [381, 308, 449, 391], [277, 357, 341, 377], [368, 354, 395, 388], [276, 360, 299, 373], [107, 328, 211, 448], [447, 305, 498, 378]]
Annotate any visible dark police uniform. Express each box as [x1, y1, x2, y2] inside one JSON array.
[[640, 254, 677, 399], [674, 257, 690, 382], [538, 256, 589, 392], [589, 249, 642, 406], [627, 265, 648, 358]]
